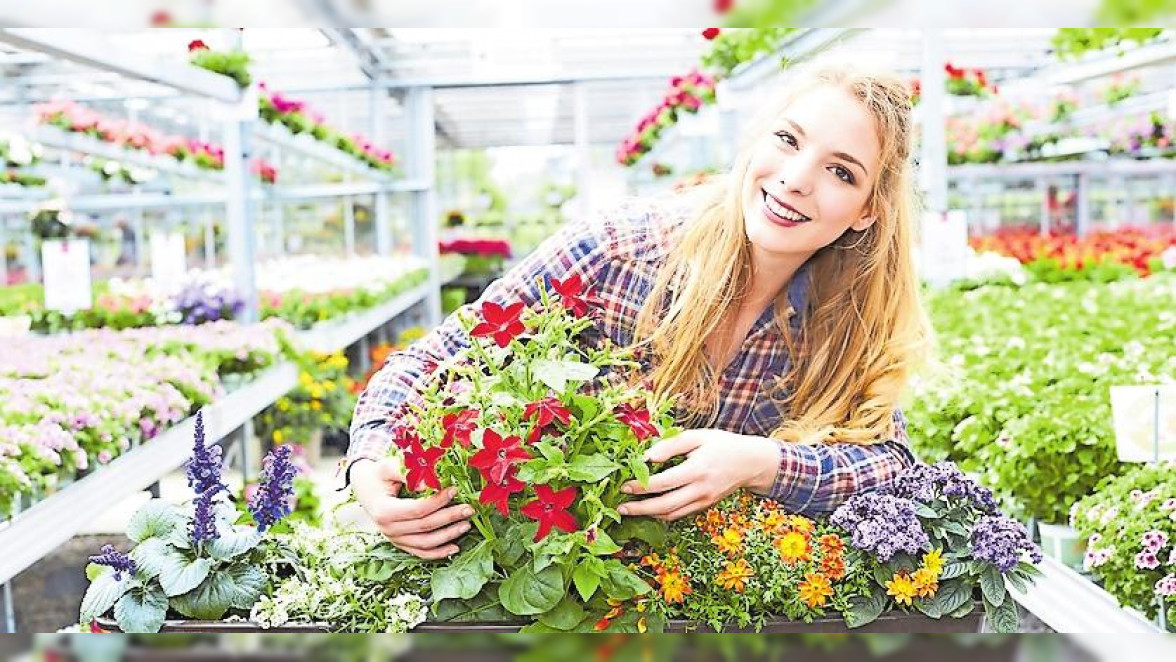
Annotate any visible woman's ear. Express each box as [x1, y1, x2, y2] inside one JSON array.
[[850, 214, 877, 233]]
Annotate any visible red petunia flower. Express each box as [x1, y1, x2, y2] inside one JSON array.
[[550, 275, 593, 317], [188, 39, 210, 53], [521, 484, 579, 542], [702, 28, 721, 40], [615, 403, 659, 442], [713, 0, 735, 13], [149, 10, 174, 27], [403, 438, 445, 492], [478, 466, 526, 517], [441, 409, 479, 448], [471, 301, 526, 348], [523, 395, 573, 430], [470, 429, 531, 484], [389, 422, 419, 450]]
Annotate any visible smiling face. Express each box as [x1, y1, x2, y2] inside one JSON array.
[[740, 85, 882, 260]]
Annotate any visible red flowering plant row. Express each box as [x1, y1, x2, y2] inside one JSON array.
[[616, 71, 718, 166], [970, 226, 1176, 280], [386, 275, 680, 631]]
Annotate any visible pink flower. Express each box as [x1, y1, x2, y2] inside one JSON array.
[[97, 450, 113, 465], [1136, 550, 1161, 570], [1142, 530, 1170, 552], [1155, 574, 1176, 597], [1160, 498, 1176, 513]]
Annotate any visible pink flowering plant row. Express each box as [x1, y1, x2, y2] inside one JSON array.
[[258, 83, 398, 173], [1071, 462, 1176, 625], [0, 321, 291, 519], [80, 413, 296, 633], [616, 71, 717, 167]]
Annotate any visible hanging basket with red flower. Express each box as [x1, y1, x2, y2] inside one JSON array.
[[378, 276, 680, 631]]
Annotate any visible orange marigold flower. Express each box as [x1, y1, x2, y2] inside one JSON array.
[[758, 511, 786, 530], [798, 571, 835, 609], [714, 527, 743, 557], [775, 531, 812, 565], [660, 570, 692, 604], [716, 559, 755, 593], [818, 534, 845, 555], [785, 515, 816, 534], [821, 555, 847, 581], [911, 567, 939, 598]]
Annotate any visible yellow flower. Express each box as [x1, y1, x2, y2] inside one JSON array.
[[716, 559, 755, 593], [310, 400, 322, 411], [272, 430, 284, 444], [714, 527, 743, 557], [911, 568, 939, 598], [660, 571, 692, 604], [322, 380, 336, 391], [299, 372, 313, 386], [309, 385, 324, 399], [886, 572, 918, 606], [775, 531, 812, 565], [637, 616, 647, 633], [277, 400, 290, 412], [798, 572, 834, 609], [922, 549, 945, 577], [758, 511, 786, 530], [785, 515, 816, 535]]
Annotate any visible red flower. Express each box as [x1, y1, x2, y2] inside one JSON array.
[[149, 10, 174, 27], [521, 484, 579, 542], [615, 403, 658, 442], [713, 0, 735, 13], [523, 396, 573, 430], [441, 410, 479, 448], [470, 429, 531, 484], [702, 28, 721, 40], [550, 274, 592, 317], [188, 39, 210, 53], [478, 466, 526, 517], [403, 438, 445, 492], [390, 423, 419, 450], [471, 301, 526, 348]]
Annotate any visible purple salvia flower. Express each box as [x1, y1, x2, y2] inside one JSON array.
[[970, 515, 1042, 573], [190, 488, 219, 545], [830, 492, 930, 562], [185, 412, 226, 497], [249, 445, 297, 533], [89, 544, 136, 581]]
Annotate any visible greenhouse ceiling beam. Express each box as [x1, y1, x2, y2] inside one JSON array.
[[379, 70, 683, 90], [1034, 40, 1176, 86], [0, 29, 242, 103], [319, 27, 391, 80]]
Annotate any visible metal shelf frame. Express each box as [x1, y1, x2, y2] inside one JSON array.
[[1008, 555, 1164, 633]]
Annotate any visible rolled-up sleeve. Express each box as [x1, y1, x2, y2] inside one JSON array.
[[767, 409, 916, 515], [344, 212, 614, 486]]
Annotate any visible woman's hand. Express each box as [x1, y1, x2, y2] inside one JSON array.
[[617, 430, 782, 522], [350, 458, 474, 560]]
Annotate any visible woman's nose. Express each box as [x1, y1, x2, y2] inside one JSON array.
[[778, 160, 814, 196]]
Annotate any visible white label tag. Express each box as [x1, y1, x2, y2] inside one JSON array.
[[42, 239, 92, 313], [1110, 385, 1176, 462], [150, 232, 188, 290], [919, 210, 969, 287]]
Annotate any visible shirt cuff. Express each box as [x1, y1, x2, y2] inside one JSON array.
[[766, 442, 823, 512]]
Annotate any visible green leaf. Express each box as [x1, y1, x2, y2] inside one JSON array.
[[628, 456, 650, 488], [171, 572, 234, 620], [207, 525, 262, 562], [538, 596, 587, 630], [113, 585, 168, 634], [85, 563, 106, 583], [431, 540, 494, 602], [916, 597, 943, 619], [933, 579, 974, 616], [224, 565, 268, 610], [571, 395, 600, 423], [984, 595, 1020, 633], [613, 518, 667, 548], [496, 523, 535, 567], [942, 521, 970, 537], [601, 564, 651, 600], [949, 600, 977, 619], [572, 560, 603, 602], [980, 566, 1007, 608], [536, 442, 566, 463], [80, 570, 132, 623], [914, 503, 941, 519], [533, 359, 599, 392], [159, 555, 212, 598], [518, 622, 564, 633], [567, 454, 622, 482], [499, 564, 565, 616], [844, 592, 887, 629], [126, 499, 182, 543], [585, 528, 623, 556], [939, 562, 969, 580], [129, 538, 172, 581]]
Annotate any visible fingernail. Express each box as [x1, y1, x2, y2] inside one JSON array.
[[459, 523, 471, 533], [618, 506, 630, 516], [462, 507, 475, 517], [447, 488, 459, 498], [621, 486, 632, 494]]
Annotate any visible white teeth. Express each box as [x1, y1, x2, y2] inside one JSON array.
[[764, 192, 809, 222]]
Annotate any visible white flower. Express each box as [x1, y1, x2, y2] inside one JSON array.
[[1100, 507, 1120, 526], [1162, 246, 1176, 271], [5, 137, 34, 166]]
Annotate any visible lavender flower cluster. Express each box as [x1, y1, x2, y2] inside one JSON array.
[[186, 412, 225, 545], [970, 514, 1043, 573], [249, 444, 297, 532], [888, 461, 997, 513], [173, 275, 245, 325], [89, 545, 137, 581], [830, 492, 931, 562]]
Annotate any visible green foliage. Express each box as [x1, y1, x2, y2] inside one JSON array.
[[190, 49, 252, 87], [1052, 28, 1167, 59], [701, 28, 798, 77]]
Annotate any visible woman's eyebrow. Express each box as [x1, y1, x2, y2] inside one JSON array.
[[784, 118, 870, 178]]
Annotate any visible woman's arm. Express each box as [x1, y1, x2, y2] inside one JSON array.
[[766, 409, 916, 515], [345, 214, 613, 484]]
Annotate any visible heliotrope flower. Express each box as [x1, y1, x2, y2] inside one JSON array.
[[521, 484, 579, 542], [716, 558, 755, 593], [89, 545, 136, 581], [403, 437, 445, 492], [888, 461, 996, 513], [478, 466, 526, 517], [830, 492, 930, 562], [969, 514, 1042, 573], [249, 445, 297, 532], [798, 571, 834, 608], [471, 301, 526, 348], [441, 410, 479, 449], [886, 572, 917, 606], [615, 402, 658, 441], [470, 429, 531, 484]]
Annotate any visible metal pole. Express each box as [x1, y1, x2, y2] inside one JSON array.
[[371, 79, 393, 256], [2, 578, 13, 632], [343, 197, 356, 256], [224, 119, 258, 323], [132, 208, 147, 275], [1076, 173, 1091, 237], [920, 30, 948, 217], [407, 86, 442, 327]]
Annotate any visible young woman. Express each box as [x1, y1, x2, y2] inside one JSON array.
[[348, 63, 932, 560]]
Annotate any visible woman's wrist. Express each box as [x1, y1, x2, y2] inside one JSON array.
[[741, 435, 782, 495]]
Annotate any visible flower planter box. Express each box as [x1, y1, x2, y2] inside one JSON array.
[[98, 605, 985, 633]]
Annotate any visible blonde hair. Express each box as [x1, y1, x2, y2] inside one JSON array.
[[633, 63, 933, 446]]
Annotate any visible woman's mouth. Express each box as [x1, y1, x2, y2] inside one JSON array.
[[762, 190, 812, 227]]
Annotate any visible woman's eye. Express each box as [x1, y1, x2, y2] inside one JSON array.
[[832, 166, 855, 184], [775, 131, 798, 149]]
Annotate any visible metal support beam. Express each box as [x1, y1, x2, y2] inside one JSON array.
[[920, 30, 948, 217], [343, 197, 357, 256], [224, 120, 258, 323], [405, 86, 442, 327], [372, 79, 393, 256]]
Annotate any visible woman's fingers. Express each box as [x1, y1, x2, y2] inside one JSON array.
[[622, 462, 695, 496], [642, 431, 705, 463], [383, 503, 474, 537], [619, 485, 701, 519], [392, 520, 472, 551]]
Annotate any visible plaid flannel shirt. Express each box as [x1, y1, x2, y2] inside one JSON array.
[[348, 197, 915, 515]]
